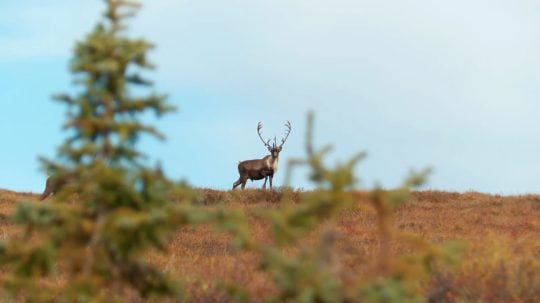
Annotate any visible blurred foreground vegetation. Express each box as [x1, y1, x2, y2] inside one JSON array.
[[0, 1, 538, 302], [0, 188, 538, 302]]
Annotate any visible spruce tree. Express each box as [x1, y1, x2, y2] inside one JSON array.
[[0, 1, 188, 301]]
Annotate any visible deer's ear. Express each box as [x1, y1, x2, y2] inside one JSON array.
[[279, 146, 283, 151]]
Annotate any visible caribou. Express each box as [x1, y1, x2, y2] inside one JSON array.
[[233, 121, 291, 190], [39, 173, 76, 201], [39, 161, 163, 201]]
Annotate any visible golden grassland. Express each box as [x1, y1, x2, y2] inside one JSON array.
[[0, 188, 538, 302]]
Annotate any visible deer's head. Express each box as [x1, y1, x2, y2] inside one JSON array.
[[257, 121, 291, 158]]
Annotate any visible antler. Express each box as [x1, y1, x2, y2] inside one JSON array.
[[257, 122, 271, 149], [279, 121, 292, 148]]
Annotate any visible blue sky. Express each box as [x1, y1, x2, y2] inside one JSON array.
[[1, 0, 540, 194]]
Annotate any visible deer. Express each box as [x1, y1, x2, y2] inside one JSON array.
[[233, 121, 291, 190], [40, 173, 77, 201], [39, 161, 163, 201]]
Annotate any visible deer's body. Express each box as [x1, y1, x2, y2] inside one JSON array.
[[40, 173, 76, 201], [234, 153, 279, 189], [233, 121, 290, 190]]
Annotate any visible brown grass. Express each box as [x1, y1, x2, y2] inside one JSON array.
[[0, 188, 538, 302]]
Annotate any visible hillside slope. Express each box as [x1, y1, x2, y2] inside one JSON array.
[[0, 189, 538, 302]]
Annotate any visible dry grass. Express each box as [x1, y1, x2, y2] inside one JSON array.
[[0, 188, 538, 302]]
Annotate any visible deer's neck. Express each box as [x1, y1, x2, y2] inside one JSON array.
[[265, 155, 279, 172]]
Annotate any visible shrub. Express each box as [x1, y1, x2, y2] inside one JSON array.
[[0, 1, 191, 301]]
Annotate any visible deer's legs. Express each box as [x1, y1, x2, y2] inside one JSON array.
[[269, 175, 273, 190], [233, 175, 250, 190], [233, 176, 245, 189], [262, 176, 268, 189]]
